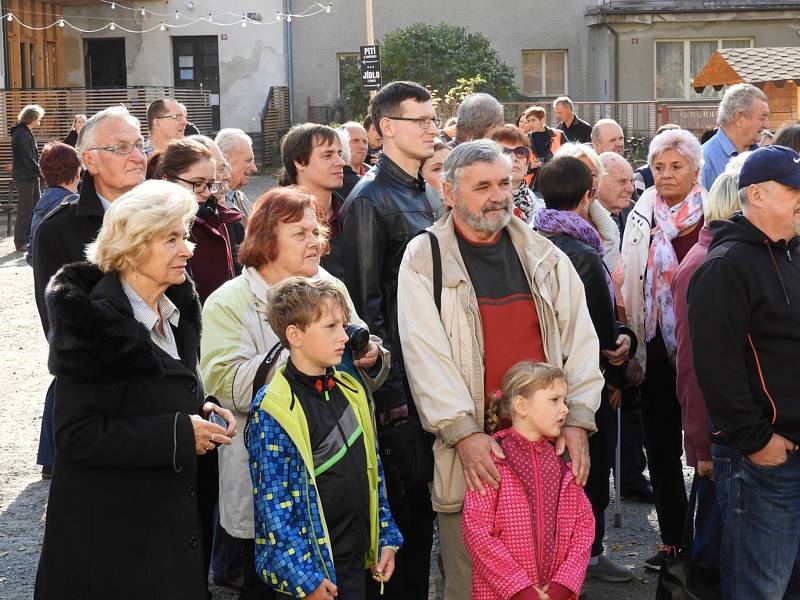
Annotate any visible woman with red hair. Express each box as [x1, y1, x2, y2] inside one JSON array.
[[199, 186, 389, 598]]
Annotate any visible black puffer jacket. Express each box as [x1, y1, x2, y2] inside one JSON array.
[[688, 214, 800, 455], [11, 121, 39, 181], [339, 153, 443, 411]]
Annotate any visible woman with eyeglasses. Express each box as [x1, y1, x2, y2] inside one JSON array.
[[490, 125, 543, 224], [157, 138, 242, 304]]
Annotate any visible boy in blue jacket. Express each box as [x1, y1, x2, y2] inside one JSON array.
[[247, 276, 402, 598]]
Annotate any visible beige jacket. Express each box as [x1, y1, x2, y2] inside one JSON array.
[[201, 266, 389, 538], [398, 212, 604, 513]]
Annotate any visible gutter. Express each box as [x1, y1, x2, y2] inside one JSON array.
[[603, 23, 619, 101], [284, 0, 294, 123]]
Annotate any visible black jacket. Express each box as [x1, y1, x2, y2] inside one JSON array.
[[35, 263, 207, 600], [320, 190, 347, 282], [337, 164, 363, 202], [339, 153, 443, 411], [63, 129, 78, 147], [11, 122, 39, 181], [688, 215, 800, 455], [32, 171, 105, 336], [557, 116, 593, 144], [548, 232, 635, 386]]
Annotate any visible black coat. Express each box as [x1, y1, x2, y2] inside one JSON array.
[[11, 122, 39, 181], [338, 153, 443, 412], [32, 172, 105, 336], [35, 262, 207, 600]]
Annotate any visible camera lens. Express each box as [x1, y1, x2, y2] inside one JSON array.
[[345, 324, 370, 358]]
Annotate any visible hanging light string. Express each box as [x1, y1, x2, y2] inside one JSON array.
[[3, 2, 333, 33], [97, 0, 332, 21]]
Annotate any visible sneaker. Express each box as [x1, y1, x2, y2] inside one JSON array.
[[586, 554, 634, 582], [644, 545, 677, 571], [41, 465, 53, 480]]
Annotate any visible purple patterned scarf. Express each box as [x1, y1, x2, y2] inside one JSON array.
[[534, 208, 616, 302]]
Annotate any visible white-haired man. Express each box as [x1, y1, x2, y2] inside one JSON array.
[[338, 121, 370, 198], [398, 139, 603, 600], [454, 93, 504, 144], [215, 128, 257, 219], [700, 83, 769, 191]]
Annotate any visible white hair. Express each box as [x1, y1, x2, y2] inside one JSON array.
[[336, 127, 351, 164], [442, 139, 511, 192], [647, 128, 703, 172], [85, 180, 197, 273], [215, 128, 253, 158], [704, 172, 742, 222], [552, 96, 574, 111], [717, 83, 768, 127], [77, 106, 141, 167], [555, 143, 606, 178], [455, 93, 504, 140]]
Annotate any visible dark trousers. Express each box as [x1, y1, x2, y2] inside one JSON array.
[[691, 474, 722, 569], [211, 515, 244, 584], [642, 354, 688, 547], [713, 443, 800, 599], [240, 538, 275, 600], [620, 400, 649, 490], [584, 390, 612, 557], [366, 480, 433, 600], [36, 379, 56, 467], [14, 178, 39, 250], [197, 450, 219, 588], [336, 570, 366, 600]]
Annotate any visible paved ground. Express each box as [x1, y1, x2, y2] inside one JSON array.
[[0, 175, 687, 599]]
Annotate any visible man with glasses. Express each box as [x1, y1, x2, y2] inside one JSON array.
[[31, 106, 146, 485], [339, 80, 443, 600], [145, 98, 187, 156]]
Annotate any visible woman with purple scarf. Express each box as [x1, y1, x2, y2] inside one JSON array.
[[534, 156, 638, 584]]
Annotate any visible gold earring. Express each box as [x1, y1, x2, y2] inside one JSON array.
[[132, 266, 138, 282]]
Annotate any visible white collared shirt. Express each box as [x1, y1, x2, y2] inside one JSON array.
[[120, 277, 181, 360]]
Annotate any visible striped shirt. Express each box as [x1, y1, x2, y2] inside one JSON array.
[[120, 277, 181, 360]]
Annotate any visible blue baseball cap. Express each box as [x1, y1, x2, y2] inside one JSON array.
[[738, 145, 800, 189]]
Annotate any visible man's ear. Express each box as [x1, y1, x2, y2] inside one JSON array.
[[82, 150, 98, 175], [442, 180, 456, 209], [379, 117, 394, 141], [748, 183, 766, 208]]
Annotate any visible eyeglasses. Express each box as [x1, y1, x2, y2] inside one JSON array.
[[170, 175, 221, 194], [155, 113, 188, 122], [385, 116, 442, 130], [501, 146, 530, 159], [87, 142, 146, 155]]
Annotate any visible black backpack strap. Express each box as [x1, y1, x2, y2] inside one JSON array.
[[424, 230, 442, 313], [244, 341, 284, 447]]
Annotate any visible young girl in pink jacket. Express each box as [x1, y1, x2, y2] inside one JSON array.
[[462, 361, 594, 600]]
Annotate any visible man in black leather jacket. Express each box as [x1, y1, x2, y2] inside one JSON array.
[[338, 81, 443, 600], [535, 156, 637, 584]]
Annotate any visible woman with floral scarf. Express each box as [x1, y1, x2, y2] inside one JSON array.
[[620, 129, 706, 571], [490, 125, 544, 224]]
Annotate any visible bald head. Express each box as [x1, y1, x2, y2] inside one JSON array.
[[592, 119, 625, 155], [597, 152, 634, 214]]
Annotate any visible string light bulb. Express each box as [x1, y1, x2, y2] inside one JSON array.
[[109, 21, 116, 30], [159, 21, 165, 30], [58, 17, 65, 27], [286, 14, 292, 22], [140, 7, 145, 16], [241, 15, 246, 27], [275, 12, 281, 21], [174, 10, 179, 20], [325, 4, 332, 13], [6, 13, 12, 21], [110, 2, 116, 8]]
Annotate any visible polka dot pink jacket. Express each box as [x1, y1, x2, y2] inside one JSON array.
[[462, 428, 594, 600]]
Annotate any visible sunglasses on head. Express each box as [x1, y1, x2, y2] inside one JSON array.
[[501, 146, 530, 159]]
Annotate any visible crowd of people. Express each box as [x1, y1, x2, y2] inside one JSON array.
[[12, 77, 800, 600]]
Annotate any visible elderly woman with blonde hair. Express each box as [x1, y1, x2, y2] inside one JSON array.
[[35, 180, 236, 600], [620, 128, 706, 570]]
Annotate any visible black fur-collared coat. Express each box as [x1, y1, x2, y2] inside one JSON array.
[[34, 262, 208, 600]]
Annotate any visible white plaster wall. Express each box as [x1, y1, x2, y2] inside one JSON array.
[[60, 0, 287, 131]]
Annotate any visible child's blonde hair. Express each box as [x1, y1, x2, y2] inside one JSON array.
[[486, 361, 566, 433]]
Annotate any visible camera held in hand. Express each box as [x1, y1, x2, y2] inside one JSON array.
[[345, 324, 370, 359]]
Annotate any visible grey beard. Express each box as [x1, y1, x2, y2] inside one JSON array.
[[455, 201, 513, 233]]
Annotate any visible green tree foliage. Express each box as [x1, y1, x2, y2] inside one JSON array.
[[334, 22, 516, 120]]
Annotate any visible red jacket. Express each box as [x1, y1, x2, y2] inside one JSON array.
[[672, 225, 714, 466], [462, 428, 594, 600], [189, 204, 242, 304]]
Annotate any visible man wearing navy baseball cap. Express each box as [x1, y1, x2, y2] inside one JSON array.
[[687, 143, 800, 599]]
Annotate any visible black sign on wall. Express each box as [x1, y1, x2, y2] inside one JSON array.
[[360, 45, 382, 90]]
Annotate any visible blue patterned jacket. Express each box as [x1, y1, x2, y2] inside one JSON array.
[[247, 366, 402, 597]]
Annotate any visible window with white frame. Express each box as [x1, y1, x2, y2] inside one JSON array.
[[522, 50, 568, 97], [337, 53, 358, 96], [655, 38, 753, 100]]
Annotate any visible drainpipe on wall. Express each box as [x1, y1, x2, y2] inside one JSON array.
[[603, 22, 619, 102], [284, 0, 294, 123], [1, 0, 8, 89]]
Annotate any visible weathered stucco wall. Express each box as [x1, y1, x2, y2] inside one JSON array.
[[59, 0, 286, 131]]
